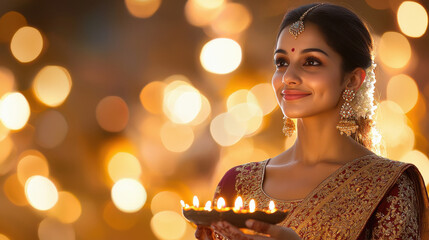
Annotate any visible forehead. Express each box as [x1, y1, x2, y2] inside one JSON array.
[[276, 22, 333, 53]]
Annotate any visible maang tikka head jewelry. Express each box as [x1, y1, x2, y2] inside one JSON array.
[[289, 3, 325, 39], [336, 89, 359, 136]]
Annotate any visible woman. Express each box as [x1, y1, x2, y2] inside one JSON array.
[[196, 3, 429, 240]]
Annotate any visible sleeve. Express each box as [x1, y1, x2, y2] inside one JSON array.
[[213, 166, 240, 207], [369, 172, 420, 239]]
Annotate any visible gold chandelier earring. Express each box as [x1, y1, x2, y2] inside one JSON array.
[[283, 116, 295, 137], [336, 89, 359, 136]]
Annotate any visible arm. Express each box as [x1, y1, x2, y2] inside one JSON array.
[[369, 173, 420, 239]]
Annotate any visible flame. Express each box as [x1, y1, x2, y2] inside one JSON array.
[[185, 204, 190, 208], [269, 200, 275, 212], [180, 200, 185, 208], [249, 199, 256, 213], [193, 195, 199, 208], [217, 197, 226, 209], [234, 196, 243, 211], [204, 201, 212, 211]]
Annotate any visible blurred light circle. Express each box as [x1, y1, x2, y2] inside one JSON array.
[[229, 103, 263, 135], [107, 152, 141, 182], [387, 74, 419, 113], [38, 218, 75, 240], [102, 201, 139, 230], [0, 92, 30, 130], [140, 81, 166, 114], [150, 211, 187, 240], [184, 0, 224, 27], [10, 26, 43, 63], [189, 94, 211, 125], [0, 11, 27, 43], [210, 112, 245, 146], [200, 38, 242, 74], [163, 84, 202, 124], [375, 101, 407, 146], [0, 234, 10, 240], [25, 175, 58, 211], [0, 67, 15, 97], [47, 191, 82, 224], [211, 3, 252, 35], [35, 110, 68, 148], [397, 1, 428, 38], [17, 150, 49, 186], [111, 178, 146, 213], [0, 121, 8, 141], [96, 96, 129, 132], [378, 31, 411, 69], [160, 121, 194, 152], [400, 150, 429, 185], [249, 83, 277, 115], [125, 0, 162, 18], [3, 174, 27, 206], [226, 89, 254, 111], [33, 66, 72, 107], [0, 136, 13, 168], [386, 125, 414, 160], [150, 191, 182, 215]]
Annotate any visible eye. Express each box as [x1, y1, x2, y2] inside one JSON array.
[[274, 57, 288, 68], [304, 57, 321, 66]]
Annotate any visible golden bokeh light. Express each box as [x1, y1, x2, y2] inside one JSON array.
[[103, 201, 139, 230], [378, 31, 411, 69], [107, 152, 142, 182], [229, 103, 263, 136], [25, 175, 58, 211], [385, 125, 414, 160], [160, 121, 194, 152], [0, 136, 14, 168], [38, 218, 75, 240], [0, 121, 9, 141], [150, 191, 182, 215], [35, 110, 68, 148], [249, 83, 278, 115], [150, 211, 187, 240], [189, 94, 211, 125], [33, 66, 72, 107], [124, 0, 162, 18], [0, 234, 10, 240], [96, 96, 129, 132], [3, 173, 28, 206], [184, 0, 224, 27], [163, 83, 202, 124], [210, 112, 246, 146], [17, 150, 49, 186], [140, 138, 179, 177], [387, 74, 419, 113], [211, 2, 252, 36], [226, 89, 256, 112], [397, 1, 428, 38], [375, 101, 407, 147], [0, 92, 30, 130], [200, 38, 242, 74], [400, 150, 429, 185], [111, 178, 147, 213], [140, 81, 166, 114], [0, 11, 27, 43], [47, 191, 82, 224], [10, 26, 43, 63], [0, 67, 15, 97]]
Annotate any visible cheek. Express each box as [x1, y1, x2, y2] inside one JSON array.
[[271, 72, 283, 92]]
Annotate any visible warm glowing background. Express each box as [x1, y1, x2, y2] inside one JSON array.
[[0, 0, 428, 239]]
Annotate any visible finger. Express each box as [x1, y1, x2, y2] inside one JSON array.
[[195, 225, 212, 240], [246, 220, 273, 234], [246, 220, 301, 240]]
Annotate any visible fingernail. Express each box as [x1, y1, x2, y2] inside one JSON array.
[[245, 219, 254, 228]]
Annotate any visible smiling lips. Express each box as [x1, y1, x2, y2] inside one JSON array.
[[281, 89, 312, 100]]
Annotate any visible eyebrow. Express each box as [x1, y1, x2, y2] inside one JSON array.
[[274, 48, 329, 57]]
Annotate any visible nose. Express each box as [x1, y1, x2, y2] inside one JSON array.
[[282, 66, 301, 86]]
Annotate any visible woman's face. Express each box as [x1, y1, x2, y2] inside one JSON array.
[[272, 22, 346, 119]]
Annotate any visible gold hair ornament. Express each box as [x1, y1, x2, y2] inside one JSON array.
[[289, 3, 325, 39]]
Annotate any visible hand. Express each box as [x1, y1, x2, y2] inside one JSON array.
[[195, 225, 214, 240], [211, 220, 302, 240]]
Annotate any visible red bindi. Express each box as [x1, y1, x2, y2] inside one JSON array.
[[291, 48, 295, 52]]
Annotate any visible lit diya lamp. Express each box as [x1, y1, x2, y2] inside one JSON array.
[[181, 196, 288, 228]]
